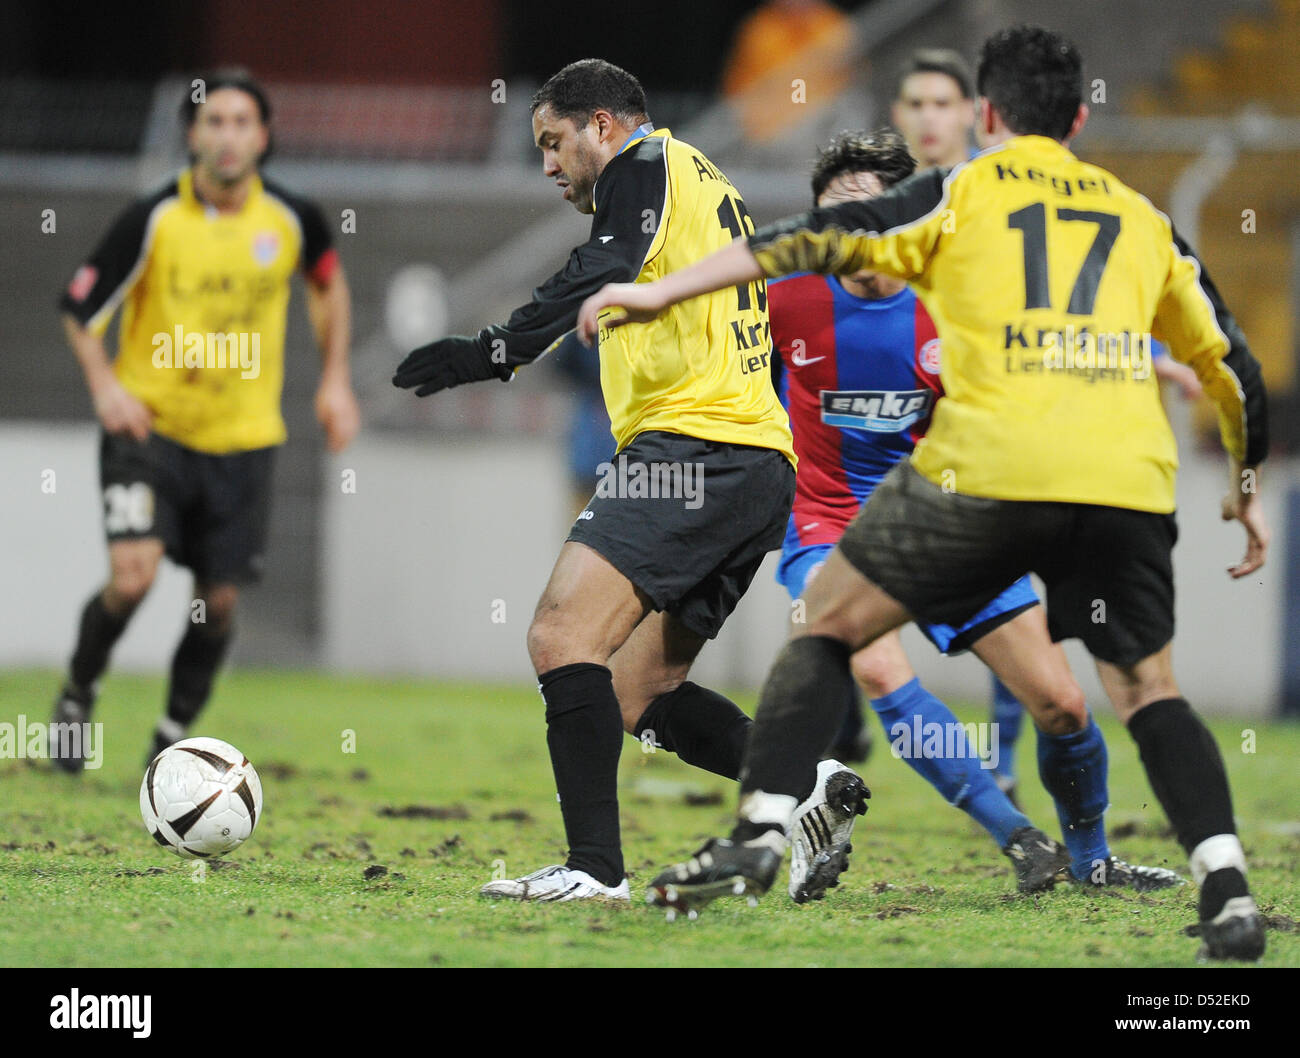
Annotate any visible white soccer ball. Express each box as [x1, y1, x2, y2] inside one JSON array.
[[140, 737, 263, 859]]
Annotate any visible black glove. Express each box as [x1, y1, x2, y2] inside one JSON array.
[[392, 333, 512, 397]]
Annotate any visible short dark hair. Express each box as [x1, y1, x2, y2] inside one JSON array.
[[811, 129, 917, 204], [530, 59, 649, 128], [180, 68, 271, 128], [895, 48, 974, 100], [976, 25, 1082, 140]]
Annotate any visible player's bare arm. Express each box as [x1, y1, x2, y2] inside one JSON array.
[[577, 238, 762, 344], [63, 312, 152, 442], [306, 264, 360, 454], [1223, 457, 1270, 579], [578, 166, 947, 345]]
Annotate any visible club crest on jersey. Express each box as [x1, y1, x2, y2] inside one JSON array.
[[252, 231, 280, 266], [918, 338, 941, 375], [820, 389, 933, 432]]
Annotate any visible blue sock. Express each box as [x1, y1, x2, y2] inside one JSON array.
[[1036, 715, 1111, 879], [872, 678, 1031, 848], [990, 676, 1023, 783]]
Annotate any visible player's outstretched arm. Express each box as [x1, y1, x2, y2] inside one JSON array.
[[399, 146, 672, 396], [577, 238, 763, 346], [578, 168, 948, 346]]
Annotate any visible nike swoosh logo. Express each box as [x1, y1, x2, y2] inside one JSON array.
[[599, 235, 614, 243], [790, 349, 825, 366]]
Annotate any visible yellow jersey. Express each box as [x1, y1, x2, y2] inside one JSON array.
[[481, 126, 795, 466], [747, 135, 1267, 512], [61, 168, 337, 454]]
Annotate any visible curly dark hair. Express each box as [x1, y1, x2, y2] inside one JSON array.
[[810, 128, 917, 205], [976, 25, 1082, 140]]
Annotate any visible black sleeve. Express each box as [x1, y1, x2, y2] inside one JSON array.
[[59, 181, 177, 327], [770, 342, 784, 395], [1172, 230, 1269, 466], [746, 168, 948, 276], [480, 141, 667, 367], [264, 179, 334, 278]]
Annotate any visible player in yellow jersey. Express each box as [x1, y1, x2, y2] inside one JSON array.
[[393, 60, 814, 903], [52, 71, 360, 770], [886, 46, 1204, 803], [579, 27, 1270, 960]]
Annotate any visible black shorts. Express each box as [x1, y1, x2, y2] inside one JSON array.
[[567, 430, 795, 640], [839, 460, 1177, 665], [99, 431, 276, 584]]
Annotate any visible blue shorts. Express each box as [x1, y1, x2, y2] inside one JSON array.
[[777, 541, 1039, 656]]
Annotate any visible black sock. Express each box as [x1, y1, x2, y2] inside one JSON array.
[[539, 663, 624, 887], [166, 621, 233, 727], [633, 681, 751, 780], [68, 591, 133, 699], [740, 635, 855, 803], [831, 684, 866, 752], [1127, 697, 1236, 855]]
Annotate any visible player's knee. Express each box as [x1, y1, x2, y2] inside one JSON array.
[[799, 609, 859, 649], [527, 612, 588, 673], [849, 649, 898, 699], [108, 560, 158, 609], [1037, 680, 1087, 735], [197, 585, 238, 633]]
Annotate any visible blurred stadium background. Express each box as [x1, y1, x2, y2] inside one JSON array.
[[3, 0, 1298, 717]]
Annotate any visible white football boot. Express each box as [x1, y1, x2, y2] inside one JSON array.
[[788, 759, 870, 903], [480, 864, 631, 902]]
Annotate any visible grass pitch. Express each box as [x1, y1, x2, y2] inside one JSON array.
[[1, 667, 1296, 967]]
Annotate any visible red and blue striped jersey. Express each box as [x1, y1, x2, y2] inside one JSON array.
[[770, 273, 943, 549]]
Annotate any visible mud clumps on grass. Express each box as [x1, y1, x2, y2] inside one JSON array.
[[377, 804, 469, 820], [258, 760, 298, 780], [430, 836, 462, 858], [872, 905, 921, 920]]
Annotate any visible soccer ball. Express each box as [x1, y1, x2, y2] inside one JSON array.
[[140, 737, 263, 859]]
